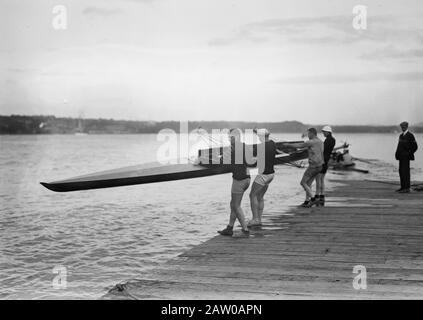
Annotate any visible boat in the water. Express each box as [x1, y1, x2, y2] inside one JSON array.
[[41, 141, 308, 192], [328, 143, 369, 173]]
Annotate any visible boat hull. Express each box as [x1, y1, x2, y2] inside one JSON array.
[[40, 149, 308, 192], [40, 163, 230, 192]]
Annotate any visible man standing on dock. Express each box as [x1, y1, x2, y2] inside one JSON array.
[[395, 122, 418, 193], [291, 128, 324, 207], [218, 128, 251, 237], [248, 128, 281, 227], [316, 126, 336, 206]]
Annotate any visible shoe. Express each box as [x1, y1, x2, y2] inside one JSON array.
[[395, 188, 403, 193], [240, 229, 250, 237], [306, 197, 319, 208], [319, 195, 325, 207], [314, 195, 320, 207], [299, 201, 310, 208], [399, 189, 410, 193], [232, 229, 250, 238], [247, 219, 262, 228], [218, 226, 233, 236], [315, 195, 324, 207]]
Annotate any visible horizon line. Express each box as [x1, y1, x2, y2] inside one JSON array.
[[1, 114, 420, 127]]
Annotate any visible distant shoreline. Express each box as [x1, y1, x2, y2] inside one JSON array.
[[1, 115, 422, 134], [2, 132, 422, 136]]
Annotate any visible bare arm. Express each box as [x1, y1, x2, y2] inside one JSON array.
[[289, 142, 308, 149]]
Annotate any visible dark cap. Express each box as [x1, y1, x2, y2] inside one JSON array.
[[400, 121, 409, 127], [307, 127, 317, 135]]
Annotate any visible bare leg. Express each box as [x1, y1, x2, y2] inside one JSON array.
[[318, 173, 326, 195], [308, 175, 317, 198], [316, 174, 323, 195], [250, 182, 265, 223], [301, 176, 314, 200], [228, 202, 237, 227], [321, 174, 326, 195], [231, 193, 248, 230], [257, 185, 268, 222]]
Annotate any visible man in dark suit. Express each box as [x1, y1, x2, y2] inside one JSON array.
[[395, 122, 418, 193]]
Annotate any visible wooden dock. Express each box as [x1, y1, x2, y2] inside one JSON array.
[[104, 179, 423, 299]]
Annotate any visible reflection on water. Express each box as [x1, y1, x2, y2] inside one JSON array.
[[0, 133, 421, 299]]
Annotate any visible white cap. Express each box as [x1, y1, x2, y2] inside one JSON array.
[[254, 128, 270, 136], [322, 125, 332, 133]]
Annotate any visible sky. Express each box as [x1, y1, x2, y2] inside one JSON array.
[[1, 0, 423, 125]]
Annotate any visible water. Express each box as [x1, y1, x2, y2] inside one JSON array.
[[0, 133, 422, 299]]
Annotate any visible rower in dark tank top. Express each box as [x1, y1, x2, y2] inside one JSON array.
[[248, 129, 284, 228]]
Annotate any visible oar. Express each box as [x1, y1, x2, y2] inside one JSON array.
[[353, 157, 378, 164], [282, 161, 305, 169], [349, 168, 369, 174]]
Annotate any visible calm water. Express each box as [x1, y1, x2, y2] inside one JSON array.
[[0, 133, 422, 299]]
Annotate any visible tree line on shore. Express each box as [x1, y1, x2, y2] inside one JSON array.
[[0, 115, 421, 134]]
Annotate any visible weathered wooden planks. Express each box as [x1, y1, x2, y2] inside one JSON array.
[[103, 179, 423, 300]]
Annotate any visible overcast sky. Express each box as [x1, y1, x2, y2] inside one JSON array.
[[1, 0, 423, 124]]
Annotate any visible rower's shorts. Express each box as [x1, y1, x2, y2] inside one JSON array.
[[231, 178, 251, 194], [320, 163, 329, 174], [301, 166, 322, 185], [254, 173, 275, 186]]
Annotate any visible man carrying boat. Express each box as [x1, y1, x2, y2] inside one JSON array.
[[218, 128, 252, 237], [315, 126, 336, 206], [248, 128, 284, 227], [291, 128, 324, 207], [395, 121, 418, 193]]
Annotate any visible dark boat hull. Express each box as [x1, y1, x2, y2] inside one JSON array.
[[40, 148, 308, 192], [40, 163, 231, 192]]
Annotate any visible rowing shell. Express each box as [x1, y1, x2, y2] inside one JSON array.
[[40, 145, 308, 192]]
